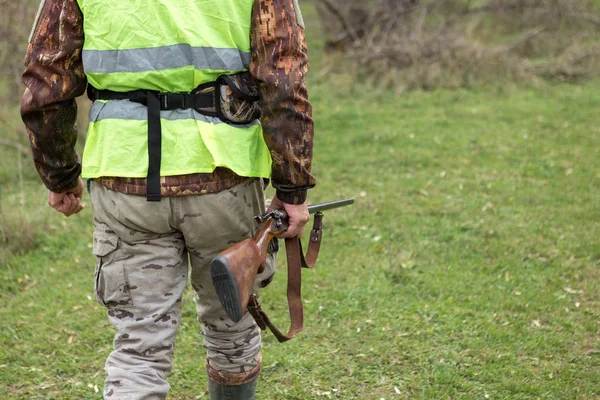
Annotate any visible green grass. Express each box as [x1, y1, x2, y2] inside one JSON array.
[[1, 2, 599, 399]]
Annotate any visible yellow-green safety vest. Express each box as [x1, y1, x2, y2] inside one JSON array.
[[77, 0, 272, 181]]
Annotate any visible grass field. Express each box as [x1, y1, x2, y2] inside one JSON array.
[[1, 2, 599, 400]]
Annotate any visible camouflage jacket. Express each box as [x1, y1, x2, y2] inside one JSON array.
[[21, 0, 315, 204]]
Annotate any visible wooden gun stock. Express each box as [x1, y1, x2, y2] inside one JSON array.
[[210, 198, 353, 341], [211, 210, 288, 322]]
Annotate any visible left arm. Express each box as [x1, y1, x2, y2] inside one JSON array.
[[21, 0, 88, 216]]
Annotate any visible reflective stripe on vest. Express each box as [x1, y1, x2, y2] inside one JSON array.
[[88, 100, 261, 127], [83, 45, 251, 75], [77, 0, 271, 182]]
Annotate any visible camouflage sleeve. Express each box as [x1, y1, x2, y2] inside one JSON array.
[[250, 0, 316, 204], [20, 0, 87, 193]]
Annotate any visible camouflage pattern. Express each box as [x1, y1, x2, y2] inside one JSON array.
[[21, 0, 316, 203], [191, 72, 262, 124], [20, 0, 87, 193], [217, 73, 261, 124], [250, 0, 316, 204], [95, 168, 246, 198], [90, 178, 275, 399]]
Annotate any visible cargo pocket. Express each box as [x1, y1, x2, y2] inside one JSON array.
[[92, 231, 133, 308]]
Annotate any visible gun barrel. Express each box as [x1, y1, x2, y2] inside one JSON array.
[[308, 198, 354, 214]]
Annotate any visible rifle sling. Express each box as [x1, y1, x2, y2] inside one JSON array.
[[247, 212, 324, 342]]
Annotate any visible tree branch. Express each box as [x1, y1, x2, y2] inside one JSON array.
[[0, 138, 29, 156], [320, 0, 360, 42]]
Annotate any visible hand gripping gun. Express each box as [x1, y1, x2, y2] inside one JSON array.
[[210, 198, 354, 342]]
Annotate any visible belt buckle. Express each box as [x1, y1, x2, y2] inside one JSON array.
[[159, 93, 186, 110]]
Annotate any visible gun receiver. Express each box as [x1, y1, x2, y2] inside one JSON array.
[[210, 198, 353, 340], [254, 198, 354, 225]]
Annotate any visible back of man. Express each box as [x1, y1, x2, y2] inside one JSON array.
[[21, 0, 315, 399]]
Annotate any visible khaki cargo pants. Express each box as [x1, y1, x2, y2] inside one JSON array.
[[90, 178, 274, 399]]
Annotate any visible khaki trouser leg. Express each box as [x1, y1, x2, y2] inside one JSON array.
[[90, 179, 275, 398], [179, 178, 274, 385], [91, 182, 188, 399]]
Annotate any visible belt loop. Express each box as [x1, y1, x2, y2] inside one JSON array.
[[182, 94, 190, 109], [160, 93, 168, 109]]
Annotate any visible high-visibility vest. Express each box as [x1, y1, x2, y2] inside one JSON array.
[[77, 0, 271, 181]]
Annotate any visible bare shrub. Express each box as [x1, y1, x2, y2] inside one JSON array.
[[316, 0, 600, 89], [0, 0, 39, 99], [0, 0, 89, 150]]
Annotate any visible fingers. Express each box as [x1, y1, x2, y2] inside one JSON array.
[[280, 212, 309, 239], [65, 193, 79, 216], [49, 191, 66, 211], [63, 194, 85, 217], [273, 200, 310, 239], [72, 202, 85, 215], [62, 192, 73, 211], [279, 222, 305, 239], [48, 190, 85, 217]]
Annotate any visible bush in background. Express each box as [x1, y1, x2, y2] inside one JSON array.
[[0, 0, 38, 100], [316, 0, 600, 90]]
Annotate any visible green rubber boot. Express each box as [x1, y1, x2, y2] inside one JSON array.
[[208, 379, 257, 400]]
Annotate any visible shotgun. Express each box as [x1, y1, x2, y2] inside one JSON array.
[[210, 198, 353, 340]]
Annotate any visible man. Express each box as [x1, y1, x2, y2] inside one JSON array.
[[21, 0, 315, 398]]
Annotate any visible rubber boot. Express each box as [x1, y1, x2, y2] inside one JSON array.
[[208, 379, 257, 400]]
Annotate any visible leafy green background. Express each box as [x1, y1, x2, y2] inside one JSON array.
[[0, 1, 599, 399]]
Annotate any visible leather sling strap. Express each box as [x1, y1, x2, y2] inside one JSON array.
[[247, 212, 323, 342]]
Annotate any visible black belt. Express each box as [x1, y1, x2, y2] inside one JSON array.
[[88, 87, 214, 201]]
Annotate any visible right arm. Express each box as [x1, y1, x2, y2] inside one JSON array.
[[250, 0, 316, 237]]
